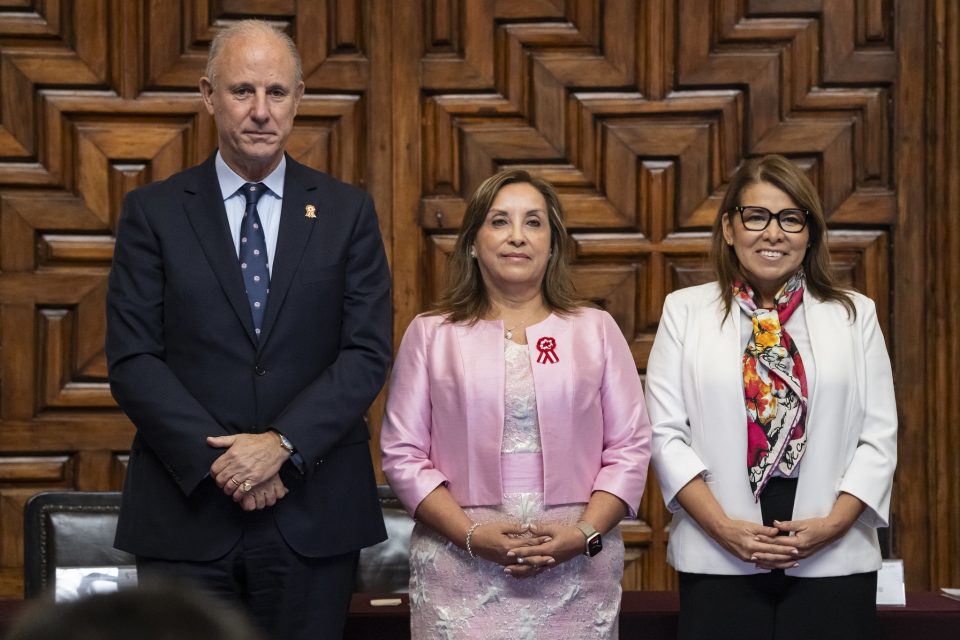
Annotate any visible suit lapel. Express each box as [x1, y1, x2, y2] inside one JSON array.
[[801, 291, 829, 426], [182, 156, 258, 345], [525, 313, 574, 436], [525, 314, 573, 490], [258, 158, 319, 348], [455, 320, 505, 499]]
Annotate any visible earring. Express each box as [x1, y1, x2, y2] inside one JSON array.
[[469, 247, 477, 258]]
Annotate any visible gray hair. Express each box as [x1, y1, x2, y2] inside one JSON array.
[[205, 20, 303, 87]]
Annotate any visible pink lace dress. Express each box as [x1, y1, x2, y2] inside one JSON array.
[[408, 339, 624, 639]]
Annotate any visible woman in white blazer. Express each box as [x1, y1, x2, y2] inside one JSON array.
[[646, 155, 897, 640]]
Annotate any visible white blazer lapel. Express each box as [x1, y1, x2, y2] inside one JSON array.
[[695, 299, 758, 512]]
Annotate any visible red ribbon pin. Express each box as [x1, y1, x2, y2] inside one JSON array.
[[536, 336, 559, 364]]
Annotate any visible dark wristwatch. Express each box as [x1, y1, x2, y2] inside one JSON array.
[[575, 521, 603, 557]]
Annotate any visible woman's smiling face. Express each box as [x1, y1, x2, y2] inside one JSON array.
[[722, 181, 809, 306]]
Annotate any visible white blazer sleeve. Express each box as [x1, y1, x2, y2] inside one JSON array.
[[837, 298, 898, 528], [645, 292, 708, 512]]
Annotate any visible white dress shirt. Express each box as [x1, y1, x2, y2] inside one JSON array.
[[215, 152, 285, 277]]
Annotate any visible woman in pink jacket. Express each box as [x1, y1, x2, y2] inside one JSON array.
[[381, 169, 652, 639]]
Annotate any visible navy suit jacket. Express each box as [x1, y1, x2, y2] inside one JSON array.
[[106, 153, 391, 561]]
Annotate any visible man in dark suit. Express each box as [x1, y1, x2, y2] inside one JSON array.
[[105, 20, 391, 639]]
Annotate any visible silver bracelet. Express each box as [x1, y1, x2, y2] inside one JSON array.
[[465, 522, 482, 558]]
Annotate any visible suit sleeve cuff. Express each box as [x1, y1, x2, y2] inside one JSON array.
[[289, 451, 305, 474]]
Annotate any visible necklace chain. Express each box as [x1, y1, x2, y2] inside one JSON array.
[[503, 309, 539, 340]]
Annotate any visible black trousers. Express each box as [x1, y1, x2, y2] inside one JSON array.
[[136, 508, 359, 640], [678, 478, 878, 640]]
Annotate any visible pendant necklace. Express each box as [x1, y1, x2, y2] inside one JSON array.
[[503, 310, 539, 340]]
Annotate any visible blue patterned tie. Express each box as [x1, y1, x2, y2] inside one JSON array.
[[239, 182, 270, 338]]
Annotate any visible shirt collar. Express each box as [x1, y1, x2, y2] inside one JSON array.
[[215, 151, 286, 200]]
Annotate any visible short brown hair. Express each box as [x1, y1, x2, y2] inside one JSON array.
[[431, 170, 581, 323], [710, 154, 856, 319]]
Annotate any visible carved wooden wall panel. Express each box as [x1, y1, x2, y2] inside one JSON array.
[[922, 0, 960, 592], [0, 0, 953, 597]]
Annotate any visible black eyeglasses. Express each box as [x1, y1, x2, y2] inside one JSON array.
[[729, 205, 809, 233]]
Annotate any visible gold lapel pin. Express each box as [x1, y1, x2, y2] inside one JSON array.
[[305, 204, 316, 219]]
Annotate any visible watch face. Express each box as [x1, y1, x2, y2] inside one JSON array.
[[277, 433, 294, 453], [586, 533, 602, 557]]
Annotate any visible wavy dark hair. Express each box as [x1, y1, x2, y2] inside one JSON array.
[[711, 154, 856, 320], [431, 170, 582, 323]]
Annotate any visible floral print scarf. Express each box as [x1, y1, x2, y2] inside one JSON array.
[[733, 270, 808, 502]]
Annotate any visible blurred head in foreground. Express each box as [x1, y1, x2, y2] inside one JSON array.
[[6, 583, 261, 640]]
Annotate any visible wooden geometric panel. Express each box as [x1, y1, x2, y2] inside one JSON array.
[[415, 0, 896, 346], [626, 466, 675, 591], [418, 0, 894, 240], [144, 0, 370, 92], [0, 456, 70, 593], [0, 0, 944, 599], [0, 0, 110, 171]]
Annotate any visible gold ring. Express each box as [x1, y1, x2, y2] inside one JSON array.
[[229, 476, 241, 487], [241, 480, 253, 492]]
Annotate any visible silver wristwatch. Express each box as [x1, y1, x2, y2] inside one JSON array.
[[274, 430, 296, 455], [575, 521, 603, 557]]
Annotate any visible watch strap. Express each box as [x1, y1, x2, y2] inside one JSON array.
[[575, 521, 602, 557], [575, 521, 599, 540]]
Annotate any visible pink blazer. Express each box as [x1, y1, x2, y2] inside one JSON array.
[[381, 307, 651, 518]]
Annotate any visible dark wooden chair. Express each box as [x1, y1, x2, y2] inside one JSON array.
[[23, 487, 414, 599], [22, 492, 133, 599]]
